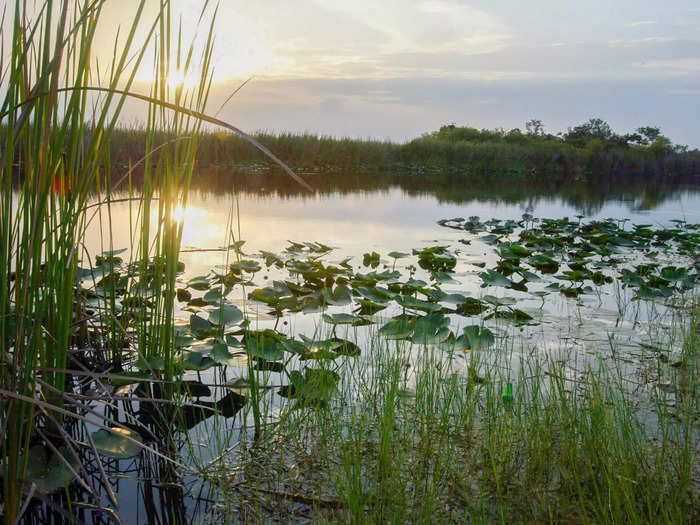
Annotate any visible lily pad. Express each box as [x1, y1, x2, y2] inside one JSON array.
[[379, 318, 415, 340], [244, 330, 285, 361], [208, 304, 244, 326], [322, 313, 365, 325], [92, 427, 143, 459], [24, 445, 78, 494], [479, 270, 513, 288], [187, 276, 211, 291], [461, 325, 496, 351]]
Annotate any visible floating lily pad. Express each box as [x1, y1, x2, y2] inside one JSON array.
[[210, 342, 241, 366], [379, 318, 415, 340], [182, 350, 216, 371], [230, 260, 261, 274], [244, 330, 285, 361], [355, 286, 393, 303], [411, 313, 451, 344], [92, 427, 143, 459], [187, 276, 211, 291], [208, 304, 244, 326], [483, 295, 517, 307], [24, 445, 79, 494], [479, 270, 513, 288], [190, 314, 214, 336], [279, 368, 340, 407], [322, 313, 364, 325], [395, 295, 442, 313], [461, 325, 496, 351], [455, 297, 488, 316]]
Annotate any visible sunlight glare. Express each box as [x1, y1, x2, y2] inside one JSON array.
[[166, 67, 199, 91]]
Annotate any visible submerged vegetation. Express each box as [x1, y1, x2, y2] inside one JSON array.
[[1, 1, 699, 524]]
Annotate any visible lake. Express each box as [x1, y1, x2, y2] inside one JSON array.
[[65, 178, 699, 524]]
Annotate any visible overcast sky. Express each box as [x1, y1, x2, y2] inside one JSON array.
[[87, 1, 700, 147]]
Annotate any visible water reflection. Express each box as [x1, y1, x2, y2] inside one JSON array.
[[20, 171, 700, 523], [81, 173, 700, 285]]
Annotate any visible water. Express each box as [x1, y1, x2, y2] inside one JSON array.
[[92, 185, 700, 279], [26, 178, 700, 523]]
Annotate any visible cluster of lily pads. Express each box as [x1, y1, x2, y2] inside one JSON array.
[[444, 214, 697, 298], [78, 214, 699, 384], [23, 214, 700, 494]]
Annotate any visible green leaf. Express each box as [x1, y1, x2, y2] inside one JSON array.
[[462, 325, 496, 350], [355, 286, 393, 303], [190, 314, 213, 335], [280, 368, 340, 406], [431, 271, 460, 284], [324, 284, 352, 306], [395, 295, 442, 313], [208, 304, 244, 326], [244, 331, 285, 361], [92, 427, 143, 459], [182, 351, 216, 371], [388, 251, 409, 259], [379, 318, 415, 340], [329, 337, 362, 356], [230, 260, 261, 274], [412, 313, 451, 344], [322, 313, 362, 325], [483, 295, 517, 307], [455, 297, 488, 316], [203, 288, 225, 303], [479, 270, 513, 288], [356, 300, 387, 315], [425, 289, 468, 304], [25, 445, 78, 494], [210, 342, 238, 365], [187, 276, 211, 290]]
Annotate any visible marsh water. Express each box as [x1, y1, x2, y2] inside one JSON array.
[[29, 173, 700, 523]]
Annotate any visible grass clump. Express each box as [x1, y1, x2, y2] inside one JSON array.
[[206, 308, 699, 524]]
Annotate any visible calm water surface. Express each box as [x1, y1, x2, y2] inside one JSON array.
[[34, 182, 700, 524], [93, 186, 700, 277]]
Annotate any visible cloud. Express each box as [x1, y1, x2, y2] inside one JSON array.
[[608, 37, 678, 46], [625, 21, 657, 27], [197, 75, 700, 147], [639, 58, 700, 71]]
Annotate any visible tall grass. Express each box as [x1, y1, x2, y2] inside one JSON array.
[[102, 126, 700, 181], [0, 1, 305, 522], [206, 305, 698, 524], [0, 2, 159, 521]]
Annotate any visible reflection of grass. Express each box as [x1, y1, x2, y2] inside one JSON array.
[[205, 304, 699, 524]]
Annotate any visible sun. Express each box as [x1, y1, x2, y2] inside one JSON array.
[[171, 203, 189, 223], [165, 67, 200, 91]]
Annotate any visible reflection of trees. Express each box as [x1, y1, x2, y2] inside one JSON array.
[[174, 166, 699, 216]]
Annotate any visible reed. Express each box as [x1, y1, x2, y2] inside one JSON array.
[[0, 1, 285, 522], [0, 2, 156, 520], [207, 304, 698, 524]]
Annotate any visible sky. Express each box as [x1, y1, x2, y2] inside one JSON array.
[[31, 1, 700, 146]]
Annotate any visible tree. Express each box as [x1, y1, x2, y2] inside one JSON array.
[[565, 118, 614, 141], [648, 136, 673, 157], [635, 126, 661, 146], [525, 119, 544, 137]]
